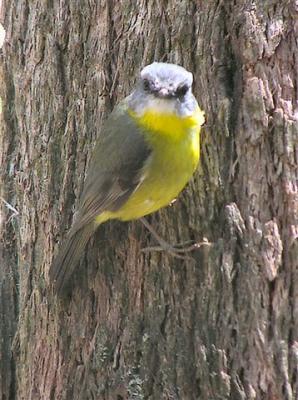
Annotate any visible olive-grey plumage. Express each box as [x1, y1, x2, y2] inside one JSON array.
[[49, 101, 151, 294], [76, 101, 151, 229], [49, 62, 202, 295]]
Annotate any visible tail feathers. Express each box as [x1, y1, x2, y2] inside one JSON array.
[[49, 223, 95, 295]]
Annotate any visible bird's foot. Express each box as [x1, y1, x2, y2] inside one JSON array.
[[140, 217, 211, 259]]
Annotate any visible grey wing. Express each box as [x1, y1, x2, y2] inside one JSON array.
[[73, 102, 151, 230]]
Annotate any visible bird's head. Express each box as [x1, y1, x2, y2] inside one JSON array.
[[128, 62, 198, 118]]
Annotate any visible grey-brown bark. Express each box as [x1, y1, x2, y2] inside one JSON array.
[[0, 1, 297, 399]]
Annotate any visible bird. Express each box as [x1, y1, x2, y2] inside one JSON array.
[[49, 62, 205, 294]]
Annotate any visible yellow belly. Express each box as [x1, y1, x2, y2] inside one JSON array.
[[96, 107, 204, 223]]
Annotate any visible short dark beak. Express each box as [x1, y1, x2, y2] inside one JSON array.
[[155, 87, 175, 99]]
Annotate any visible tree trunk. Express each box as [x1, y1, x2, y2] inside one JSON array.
[[0, 1, 297, 399]]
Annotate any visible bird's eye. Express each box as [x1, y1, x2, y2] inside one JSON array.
[[175, 84, 189, 98], [143, 79, 151, 91]]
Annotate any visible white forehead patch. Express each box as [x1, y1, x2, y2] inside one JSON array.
[[141, 62, 193, 87]]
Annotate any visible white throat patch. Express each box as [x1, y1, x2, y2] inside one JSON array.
[[136, 97, 178, 116]]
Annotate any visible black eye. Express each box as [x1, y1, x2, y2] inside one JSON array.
[[175, 84, 189, 97], [143, 79, 151, 91]]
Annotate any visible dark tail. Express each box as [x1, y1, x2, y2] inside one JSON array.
[[49, 223, 95, 295]]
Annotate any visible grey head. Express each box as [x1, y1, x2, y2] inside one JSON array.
[[128, 62, 198, 117]]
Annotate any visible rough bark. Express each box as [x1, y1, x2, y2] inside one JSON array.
[[0, 1, 297, 399]]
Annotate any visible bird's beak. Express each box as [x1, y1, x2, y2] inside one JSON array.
[[156, 87, 174, 99]]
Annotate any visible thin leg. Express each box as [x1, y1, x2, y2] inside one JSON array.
[[140, 217, 210, 259]]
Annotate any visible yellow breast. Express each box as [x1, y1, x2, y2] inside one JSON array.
[[137, 107, 204, 139], [97, 107, 204, 223]]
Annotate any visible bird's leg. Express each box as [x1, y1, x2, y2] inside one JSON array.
[[140, 217, 210, 259]]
